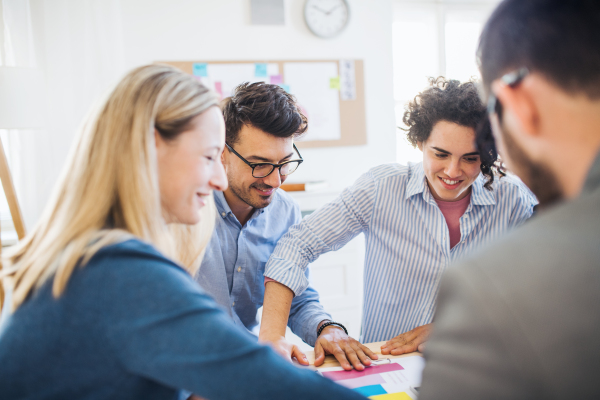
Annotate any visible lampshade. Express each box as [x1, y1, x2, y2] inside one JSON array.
[[0, 66, 46, 129]]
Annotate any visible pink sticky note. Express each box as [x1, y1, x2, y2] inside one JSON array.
[[214, 82, 223, 98], [270, 74, 283, 85], [321, 363, 404, 381]]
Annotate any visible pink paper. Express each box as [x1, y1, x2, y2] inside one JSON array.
[[270, 74, 283, 85], [322, 363, 404, 381], [338, 374, 386, 389], [214, 81, 223, 98]]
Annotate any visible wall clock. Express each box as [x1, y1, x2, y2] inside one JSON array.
[[304, 0, 350, 39]]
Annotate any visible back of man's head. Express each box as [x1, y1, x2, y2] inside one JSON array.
[[478, 0, 600, 99], [221, 82, 307, 145]]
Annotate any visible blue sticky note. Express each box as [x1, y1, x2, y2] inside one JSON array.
[[193, 63, 208, 77], [354, 384, 387, 397], [255, 63, 268, 77], [279, 84, 290, 92]]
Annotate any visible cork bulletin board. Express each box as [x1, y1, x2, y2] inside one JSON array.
[[158, 59, 366, 149]]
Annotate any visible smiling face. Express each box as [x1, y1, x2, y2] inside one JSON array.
[[156, 106, 228, 224], [223, 124, 296, 211], [418, 120, 481, 202]]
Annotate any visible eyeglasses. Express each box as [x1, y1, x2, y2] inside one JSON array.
[[486, 67, 530, 118], [225, 143, 304, 178]]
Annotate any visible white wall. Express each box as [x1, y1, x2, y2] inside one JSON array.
[[19, 0, 395, 235], [120, 0, 396, 195]]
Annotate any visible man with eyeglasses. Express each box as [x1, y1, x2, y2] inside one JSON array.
[[192, 82, 372, 370], [418, 0, 600, 399]]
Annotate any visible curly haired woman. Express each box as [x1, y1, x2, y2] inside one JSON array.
[[259, 77, 538, 368]]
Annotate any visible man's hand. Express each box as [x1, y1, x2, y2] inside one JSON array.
[[380, 323, 432, 355], [261, 336, 310, 366], [314, 326, 378, 371]]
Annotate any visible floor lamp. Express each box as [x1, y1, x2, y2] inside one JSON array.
[[0, 66, 45, 308]]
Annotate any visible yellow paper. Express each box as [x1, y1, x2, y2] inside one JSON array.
[[329, 76, 340, 89], [369, 392, 413, 400]]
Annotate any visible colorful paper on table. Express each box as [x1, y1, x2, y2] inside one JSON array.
[[270, 74, 283, 85], [192, 63, 208, 77], [254, 63, 268, 77], [354, 384, 387, 397], [214, 82, 223, 98], [322, 363, 404, 381], [319, 356, 425, 400], [279, 83, 290, 92], [370, 392, 413, 400], [329, 76, 341, 89], [338, 374, 386, 389]]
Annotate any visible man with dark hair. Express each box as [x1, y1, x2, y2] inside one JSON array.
[[258, 77, 536, 368], [193, 82, 371, 369], [419, 0, 600, 398]]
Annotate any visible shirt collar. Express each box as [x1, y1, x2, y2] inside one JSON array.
[[405, 162, 496, 206], [213, 190, 266, 221]]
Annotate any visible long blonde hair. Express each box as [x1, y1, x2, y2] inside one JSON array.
[[1, 64, 219, 310]]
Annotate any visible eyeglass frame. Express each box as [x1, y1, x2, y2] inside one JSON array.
[[224, 142, 304, 178], [486, 67, 530, 118]]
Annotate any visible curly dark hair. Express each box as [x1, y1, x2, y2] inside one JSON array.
[[401, 77, 504, 190], [221, 81, 307, 145]]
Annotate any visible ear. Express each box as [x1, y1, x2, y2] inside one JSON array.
[[491, 76, 540, 140], [417, 141, 423, 151]]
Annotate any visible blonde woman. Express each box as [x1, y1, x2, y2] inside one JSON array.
[[0, 65, 367, 400]]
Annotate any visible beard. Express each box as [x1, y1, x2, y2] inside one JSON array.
[[228, 178, 275, 210], [501, 125, 563, 208]]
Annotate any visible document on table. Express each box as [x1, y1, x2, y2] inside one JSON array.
[[317, 355, 425, 399]]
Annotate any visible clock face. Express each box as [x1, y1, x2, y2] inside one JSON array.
[[304, 0, 350, 39]]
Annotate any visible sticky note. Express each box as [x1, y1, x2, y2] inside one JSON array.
[[214, 82, 223, 98], [354, 384, 387, 397], [279, 84, 290, 92], [255, 63, 268, 77], [330, 76, 341, 89], [192, 63, 208, 77], [270, 74, 283, 85], [370, 392, 413, 400]]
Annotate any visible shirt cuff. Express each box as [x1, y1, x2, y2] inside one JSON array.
[[303, 313, 333, 347], [177, 390, 192, 400], [264, 258, 309, 296]]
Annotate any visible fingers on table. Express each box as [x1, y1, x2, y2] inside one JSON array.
[[358, 342, 378, 360], [292, 345, 309, 365], [331, 346, 353, 371]]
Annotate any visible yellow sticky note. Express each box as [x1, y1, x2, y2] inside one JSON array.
[[329, 76, 340, 89], [369, 392, 413, 400]]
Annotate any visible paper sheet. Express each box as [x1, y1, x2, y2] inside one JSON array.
[[283, 62, 341, 141], [319, 356, 425, 400]]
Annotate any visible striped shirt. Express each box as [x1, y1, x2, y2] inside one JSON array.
[[264, 162, 537, 343]]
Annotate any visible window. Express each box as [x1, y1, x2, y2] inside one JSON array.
[[392, 0, 499, 164]]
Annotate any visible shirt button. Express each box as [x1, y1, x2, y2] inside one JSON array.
[[221, 212, 226, 217], [237, 267, 242, 272], [232, 302, 235, 306]]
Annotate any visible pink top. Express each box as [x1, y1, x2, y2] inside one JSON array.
[[434, 193, 471, 249]]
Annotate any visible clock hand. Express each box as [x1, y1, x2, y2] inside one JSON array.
[[311, 5, 329, 14], [325, 4, 341, 15]]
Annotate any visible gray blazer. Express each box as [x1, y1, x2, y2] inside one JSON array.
[[419, 152, 600, 399]]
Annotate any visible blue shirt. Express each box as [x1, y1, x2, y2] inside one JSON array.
[[195, 190, 331, 346], [0, 239, 367, 400], [265, 162, 537, 343]]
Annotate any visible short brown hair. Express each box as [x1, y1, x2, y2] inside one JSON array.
[[221, 82, 307, 145]]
